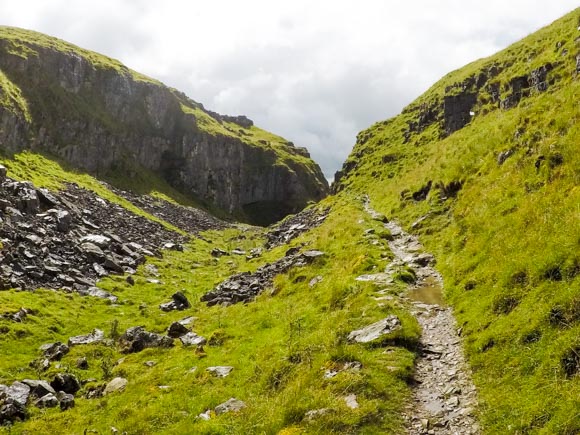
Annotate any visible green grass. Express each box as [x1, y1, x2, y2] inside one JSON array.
[[0, 69, 30, 120], [0, 26, 157, 84], [0, 195, 420, 434], [334, 7, 580, 434]]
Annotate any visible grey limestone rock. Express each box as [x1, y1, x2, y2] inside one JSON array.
[[347, 315, 402, 344], [214, 398, 246, 415]]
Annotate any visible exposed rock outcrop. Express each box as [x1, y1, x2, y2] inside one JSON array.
[[0, 27, 328, 225]]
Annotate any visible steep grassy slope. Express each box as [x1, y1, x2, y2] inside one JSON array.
[[335, 8, 580, 434], [0, 26, 328, 225]]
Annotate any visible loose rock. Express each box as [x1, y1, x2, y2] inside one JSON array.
[[68, 329, 105, 346], [347, 315, 401, 343], [57, 391, 75, 410], [50, 373, 80, 395], [35, 393, 59, 408], [103, 377, 128, 395], [206, 366, 233, 378], [214, 398, 246, 415], [179, 332, 206, 347]]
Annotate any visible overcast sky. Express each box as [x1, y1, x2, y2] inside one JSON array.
[[1, 1, 578, 179]]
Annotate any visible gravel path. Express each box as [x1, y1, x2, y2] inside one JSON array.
[[362, 196, 480, 434]]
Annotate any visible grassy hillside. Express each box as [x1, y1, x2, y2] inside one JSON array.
[[0, 149, 422, 434], [335, 8, 580, 434]]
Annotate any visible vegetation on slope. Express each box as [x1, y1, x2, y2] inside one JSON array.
[[0, 149, 421, 433], [335, 8, 580, 434]]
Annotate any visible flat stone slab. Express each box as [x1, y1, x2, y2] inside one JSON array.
[[215, 398, 246, 415], [356, 273, 392, 282], [347, 315, 401, 343], [207, 366, 233, 378], [68, 329, 105, 346], [179, 332, 206, 346], [103, 377, 128, 395]]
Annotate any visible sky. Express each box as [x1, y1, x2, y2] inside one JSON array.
[[1, 1, 578, 179]]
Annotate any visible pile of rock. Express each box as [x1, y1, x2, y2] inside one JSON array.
[[0, 374, 80, 424], [0, 166, 187, 292], [265, 207, 330, 249], [201, 249, 325, 306], [108, 184, 228, 234]]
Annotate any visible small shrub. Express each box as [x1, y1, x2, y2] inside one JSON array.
[[521, 329, 542, 344], [208, 329, 229, 346], [561, 346, 580, 378], [377, 229, 393, 241]]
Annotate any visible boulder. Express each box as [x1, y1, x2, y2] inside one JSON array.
[[159, 291, 190, 311], [22, 380, 55, 398], [119, 326, 174, 353], [347, 315, 401, 344], [50, 373, 80, 395], [81, 242, 105, 262], [103, 377, 128, 395], [167, 321, 189, 338], [0, 402, 26, 424], [17, 189, 40, 214], [0, 381, 30, 407], [55, 210, 72, 232]]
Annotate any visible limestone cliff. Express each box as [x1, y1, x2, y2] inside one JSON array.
[[0, 27, 328, 225]]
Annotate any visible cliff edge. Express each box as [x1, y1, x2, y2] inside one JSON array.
[[0, 26, 328, 225]]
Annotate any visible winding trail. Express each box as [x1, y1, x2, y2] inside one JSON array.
[[361, 197, 480, 434]]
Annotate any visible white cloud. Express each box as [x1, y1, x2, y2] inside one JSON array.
[[1, 0, 578, 177]]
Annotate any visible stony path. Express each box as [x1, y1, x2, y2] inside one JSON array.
[[362, 197, 480, 435]]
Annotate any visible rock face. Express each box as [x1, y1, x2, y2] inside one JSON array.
[[0, 27, 328, 225]]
